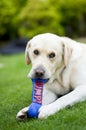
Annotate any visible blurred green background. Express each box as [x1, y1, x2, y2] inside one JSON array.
[[0, 0, 86, 43]]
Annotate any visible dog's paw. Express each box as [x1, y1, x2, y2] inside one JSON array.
[[16, 107, 29, 121], [16, 113, 26, 121], [38, 105, 56, 119], [16, 110, 27, 121]]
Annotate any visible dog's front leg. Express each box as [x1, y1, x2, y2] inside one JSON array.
[[38, 85, 86, 119], [42, 87, 57, 105]]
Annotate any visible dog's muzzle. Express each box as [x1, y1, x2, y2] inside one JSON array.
[[34, 67, 45, 78], [28, 65, 50, 82]]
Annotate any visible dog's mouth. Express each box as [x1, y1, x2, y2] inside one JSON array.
[[31, 78, 49, 84], [45, 78, 49, 83]]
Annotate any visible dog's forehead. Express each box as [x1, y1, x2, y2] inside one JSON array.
[[31, 33, 61, 48]]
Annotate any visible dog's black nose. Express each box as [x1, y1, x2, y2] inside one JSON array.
[[35, 67, 45, 78]]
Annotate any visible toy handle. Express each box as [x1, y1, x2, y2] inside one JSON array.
[[31, 78, 46, 105]]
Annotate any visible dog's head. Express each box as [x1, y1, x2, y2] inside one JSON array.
[[25, 33, 72, 82]]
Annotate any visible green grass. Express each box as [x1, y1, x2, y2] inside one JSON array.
[[0, 53, 86, 130]]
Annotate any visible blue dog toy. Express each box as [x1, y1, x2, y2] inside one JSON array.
[[27, 78, 47, 118]]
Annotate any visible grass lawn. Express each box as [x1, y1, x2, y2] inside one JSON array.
[[0, 53, 86, 130]]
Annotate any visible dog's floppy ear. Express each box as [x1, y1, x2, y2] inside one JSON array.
[[25, 41, 31, 65], [62, 40, 72, 66]]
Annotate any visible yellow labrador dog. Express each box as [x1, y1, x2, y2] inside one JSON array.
[[17, 33, 86, 120]]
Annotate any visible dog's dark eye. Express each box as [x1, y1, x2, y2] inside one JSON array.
[[49, 52, 55, 59], [34, 49, 39, 55]]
